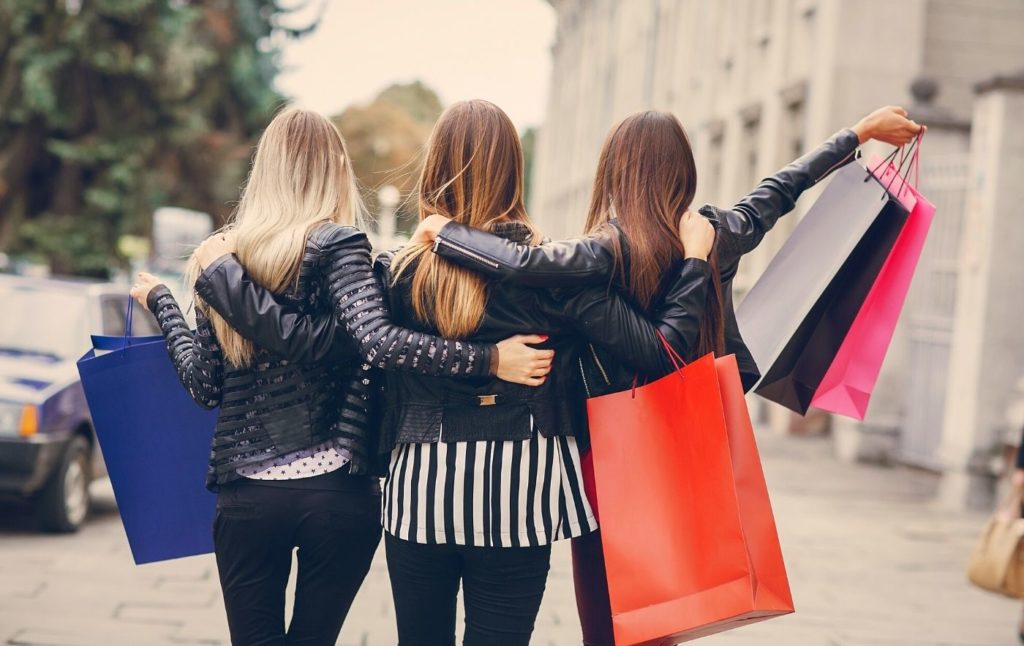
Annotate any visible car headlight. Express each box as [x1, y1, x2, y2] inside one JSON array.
[[0, 403, 37, 437]]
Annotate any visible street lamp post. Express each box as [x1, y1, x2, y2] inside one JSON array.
[[376, 184, 401, 249]]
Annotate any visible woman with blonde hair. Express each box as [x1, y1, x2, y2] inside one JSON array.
[[199, 100, 716, 645], [130, 106, 551, 645]]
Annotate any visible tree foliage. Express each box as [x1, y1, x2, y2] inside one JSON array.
[[333, 81, 443, 235], [0, 0, 314, 277]]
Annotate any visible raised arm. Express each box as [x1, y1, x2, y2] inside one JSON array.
[[557, 257, 711, 377], [702, 106, 923, 259], [699, 129, 860, 259], [146, 286, 224, 410], [428, 218, 616, 288]]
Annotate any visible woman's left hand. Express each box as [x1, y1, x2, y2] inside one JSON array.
[[195, 231, 237, 269], [130, 272, 164, 311]]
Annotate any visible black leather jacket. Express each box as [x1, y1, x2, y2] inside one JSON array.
[[165, 223, 497, 486], [196, 220, 712, 452], [375, 221, 711, 450], [431, 129, 861, 392]]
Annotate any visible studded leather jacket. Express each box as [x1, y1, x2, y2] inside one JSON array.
[[430, 129, 861, 392], [151, 223, 497, 487]]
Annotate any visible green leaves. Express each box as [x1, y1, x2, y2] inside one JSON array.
[[0, 0, 316, 278]]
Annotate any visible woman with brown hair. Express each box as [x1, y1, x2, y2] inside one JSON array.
[[410, 105, 923, 644]]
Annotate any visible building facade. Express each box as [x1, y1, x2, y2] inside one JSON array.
[[529, 0, 1024, 507]]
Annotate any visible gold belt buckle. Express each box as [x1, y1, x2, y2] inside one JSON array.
[[478, 394, 497, 406]]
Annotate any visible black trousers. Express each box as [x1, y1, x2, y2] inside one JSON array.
[[571, 529, 615, 646], [384, 533, 552, 646], [213, 473, 382, 646]]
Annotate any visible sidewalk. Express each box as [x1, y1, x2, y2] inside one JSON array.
[[0, 431, 1014, 645]]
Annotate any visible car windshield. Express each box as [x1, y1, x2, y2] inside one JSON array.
[[0, 283, 90, 360]]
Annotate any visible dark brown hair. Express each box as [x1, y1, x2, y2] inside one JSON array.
[[584, 111, 725, 357]]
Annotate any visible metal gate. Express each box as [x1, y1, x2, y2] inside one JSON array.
[[898, 153, 969, 469]]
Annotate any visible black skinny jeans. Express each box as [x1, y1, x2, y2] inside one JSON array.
[[384, 533, 552, 646], [213, 472, 382, 646], [571, 529, 615, 646]]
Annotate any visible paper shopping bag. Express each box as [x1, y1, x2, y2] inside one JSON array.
[[78, 333, 217, 564], [811, 154, 935, 419], [587, 353, 792, 644], [737, 161, 910, 414]]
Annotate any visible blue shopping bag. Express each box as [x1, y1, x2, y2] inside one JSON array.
[[77, 300, 217, 564]]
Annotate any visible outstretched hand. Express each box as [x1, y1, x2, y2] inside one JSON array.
[[851, 106, 924, 147], [495, 334, 555, 386]]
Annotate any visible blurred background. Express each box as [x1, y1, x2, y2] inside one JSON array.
[[2, 0, 1024, 644]]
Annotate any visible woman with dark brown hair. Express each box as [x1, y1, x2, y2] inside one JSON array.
[[411, 105, 923, 644]]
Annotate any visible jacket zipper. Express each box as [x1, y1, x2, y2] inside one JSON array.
[[589, 344, 611, 386], [814, 148, 857, 184], [578, 356, 592, 398], [434, 237, 501, 269]]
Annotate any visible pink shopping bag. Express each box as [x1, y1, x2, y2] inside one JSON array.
[[811, 141, 935, 419]]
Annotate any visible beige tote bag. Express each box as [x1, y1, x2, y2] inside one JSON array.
[[968, 495, 1024, 598]]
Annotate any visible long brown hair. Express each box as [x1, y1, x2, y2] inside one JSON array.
[[584, 111, 725, 357], [391, 100, 539, 337]]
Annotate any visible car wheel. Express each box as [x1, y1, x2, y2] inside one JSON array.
[[36, 436, 91, 533]]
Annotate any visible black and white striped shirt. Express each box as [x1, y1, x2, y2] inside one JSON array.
[[383, 429, 597, 547]]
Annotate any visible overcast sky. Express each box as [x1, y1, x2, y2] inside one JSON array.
[[276, 0, 557, 131]]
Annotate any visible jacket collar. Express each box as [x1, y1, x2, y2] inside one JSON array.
[[489, 221, 534, 245]]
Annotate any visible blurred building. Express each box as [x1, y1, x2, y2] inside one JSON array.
[[529, 0, 1024, 508]]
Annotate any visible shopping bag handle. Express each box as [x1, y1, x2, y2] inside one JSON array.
[[630, 331, 688, 398], [866, 133, 923, 201], [885, 132, 922, 197], [121, 297, 136, 356], [656, 330, 687, 371]]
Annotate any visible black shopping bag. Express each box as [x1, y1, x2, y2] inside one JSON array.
[[736, 161, 910, 414]]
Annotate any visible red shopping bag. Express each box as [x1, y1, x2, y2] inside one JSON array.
[[587, 351, 793, 645], [811, 141, 935, 419]]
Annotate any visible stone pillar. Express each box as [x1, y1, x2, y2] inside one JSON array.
[[937, 72, 1024, 509]]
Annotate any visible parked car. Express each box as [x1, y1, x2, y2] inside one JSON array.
[[0, 275, 160, 532]]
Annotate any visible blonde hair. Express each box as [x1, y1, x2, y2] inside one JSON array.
[[391, 100, 538, 338], [186, 106, 363, 367]]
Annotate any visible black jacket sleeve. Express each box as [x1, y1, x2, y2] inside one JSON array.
[[555, 257, 711, 375], [195, 225, 496, 378], [699, 128, 861, 271], [192, 254, 351, 365], [433, 223, 616, 287], [147, 286, 223, 410], [433, 129, 861, 284]]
